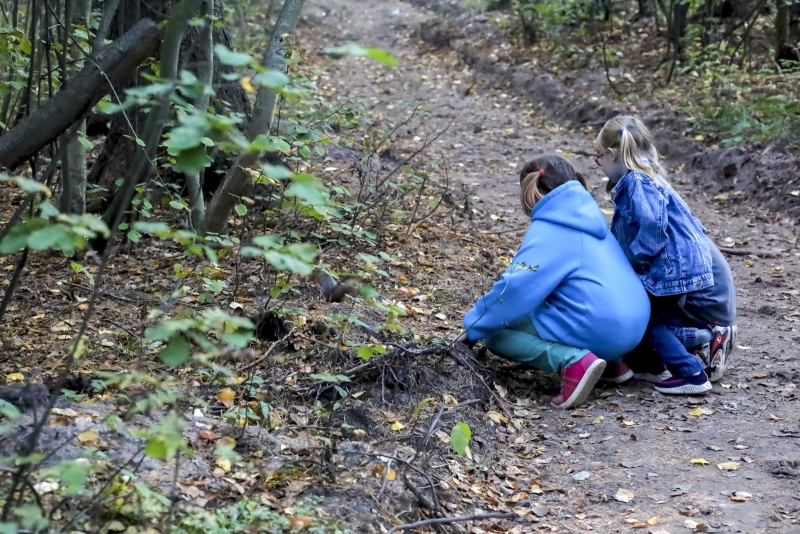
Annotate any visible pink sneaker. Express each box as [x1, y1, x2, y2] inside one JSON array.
[[599, 361, 634, 384], [552, 353, 607, 409]]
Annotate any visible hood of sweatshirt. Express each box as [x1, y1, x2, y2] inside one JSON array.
[[530, 180, 608, 239]]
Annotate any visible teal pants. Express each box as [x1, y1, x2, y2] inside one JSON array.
[[484, 317, 589, 374]]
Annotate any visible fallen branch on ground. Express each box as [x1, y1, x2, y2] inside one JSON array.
[[718, 247, 780, 258]]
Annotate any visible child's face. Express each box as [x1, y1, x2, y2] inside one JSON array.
[[597, 148, 628, 183]]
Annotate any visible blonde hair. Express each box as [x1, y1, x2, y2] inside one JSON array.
[[595, 115, 666, 181], [519, 155, 587, 216]]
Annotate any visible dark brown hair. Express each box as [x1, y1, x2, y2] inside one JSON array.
[[518, 154, 587, 215]]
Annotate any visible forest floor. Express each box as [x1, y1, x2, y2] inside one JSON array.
[[2, 0, 800, 533]]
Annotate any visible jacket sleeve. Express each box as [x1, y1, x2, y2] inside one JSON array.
[[625, 178, 668, 268], [463, 225, 577, 342]]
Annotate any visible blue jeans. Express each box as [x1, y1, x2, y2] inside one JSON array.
[[645, 238, 737, 376]]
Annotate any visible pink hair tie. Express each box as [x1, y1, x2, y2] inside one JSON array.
[[539, 169, 544, 176]]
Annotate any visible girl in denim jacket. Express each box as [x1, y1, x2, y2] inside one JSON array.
[[595, 115, 737, 395], [458, 155, 651, 408]]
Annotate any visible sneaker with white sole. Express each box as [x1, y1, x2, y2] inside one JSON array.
[[654, 370, 712, 395], [552, 353, 607, 409], [696, 325, 737, 382]]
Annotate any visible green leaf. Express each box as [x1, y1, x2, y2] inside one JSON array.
[[132, 221, 171, 236], [169, 200, 187, 210], [213, 44, 251, 66], [145, 438, 168, 459], [235, 204, 247, 216], [309, 373, 351, 383], [174, 145, 212, 175], [19, 37, 32, 55], [1, 176, 51, 197], [357, 346, 373, 360], [0, 399, 21, 420], [252, 70, 289, 88], [451, 422, 472, 456], [324, 43, 398, 66], [27, 225, 70, 251], [221, 329, 253, 348], [159, 335, 190, 367], [261, 163, 292, 179], [58, 461, 88, 493], [77, 135, 94, 151]]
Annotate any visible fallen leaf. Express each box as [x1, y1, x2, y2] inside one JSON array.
[[591, 416, 604, 424], [684, 519, 699, 529], [495, 384, 508, 398], [215, 457, 231, 473], [6, 373, 24, 382], [353, 429, 366, 438], [615, 488, 634, 503], [217, 388, 236, 407], [731, 491, 751, 502], [198, 430, 217, 441], [391, 421, 405, 431], [77, 428, 99, 445], [688, 407, 702, 417], [690, 458, 710, 466], [717, 462, 740, 471], [647, 517, 659, 525]]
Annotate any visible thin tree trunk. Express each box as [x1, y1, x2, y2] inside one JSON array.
[[99, 0, 206, 238], [775, 0, 790, 60], [61, 0, 93, 214], [204, 0, 305, 235], [186, 0, 213, 232]]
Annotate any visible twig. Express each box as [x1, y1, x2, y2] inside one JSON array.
[[376, 459, 393, 501], [239, 327, 294, 372], [448, 344, 514, 421], [718, 247, 780, 258], [402, 472, 436, 511], [419, 406, 445, 457], [386, 512, 516, 534]]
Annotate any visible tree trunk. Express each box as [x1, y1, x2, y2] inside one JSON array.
[[0, 19, 160, 171], [776, 0, 791, 60], [204, 0, 306, 235], [61, 0, 93, 214], [186, 0, 213, 233], [671, 0, 690, 54], [637, 0, 652, 18], [99, 0, 205, 237]]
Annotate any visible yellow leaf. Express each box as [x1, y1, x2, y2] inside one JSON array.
[[646, 517, 659, 525], [353, 429, 366, 438], [717, 462, 740, 471], [387, 469, 396, 481], [215, 457, 231, 473], [695, 135, 705, 142], [240, 76, 255, 93], [601, 209, 614, 216], [391, 421, 405, 431], [591, 416, 604, 424], [614, 488, 634, 502], [217, 388, 236, 407], [714, 194, 728, 201], [77, 428, 99, 445], [690, 458, 710, 466], [6, 373, 24, 382], [688, 407, 703, 417]]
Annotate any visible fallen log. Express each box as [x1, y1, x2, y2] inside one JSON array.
[[0, 19, 160, 171]]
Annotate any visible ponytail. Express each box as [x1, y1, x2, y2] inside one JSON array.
[[520, 170, 545, 216], [596, 116, 666, 182]]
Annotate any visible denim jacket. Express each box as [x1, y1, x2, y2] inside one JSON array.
[[610, 170, 713, 297]]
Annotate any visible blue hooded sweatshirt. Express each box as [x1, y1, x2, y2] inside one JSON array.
[[464, 181, 650, 360]]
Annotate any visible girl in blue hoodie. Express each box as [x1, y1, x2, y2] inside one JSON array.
[[460, 155, 651, 409]]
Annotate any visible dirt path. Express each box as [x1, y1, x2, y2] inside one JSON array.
[[300, 1, 800, 532]]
